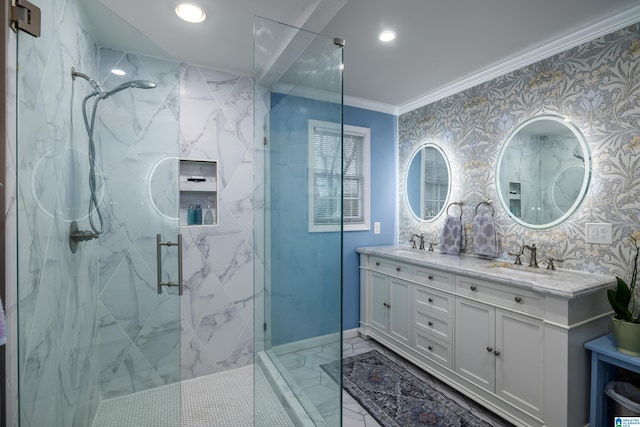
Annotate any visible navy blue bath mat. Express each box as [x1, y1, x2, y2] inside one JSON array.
[[322, 350, 493, 427]]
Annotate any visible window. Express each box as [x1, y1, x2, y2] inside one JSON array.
[[308, 120, 370, 232], [422, 148, 449, 220]]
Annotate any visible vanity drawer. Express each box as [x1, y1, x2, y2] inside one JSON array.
[[370, 257, 412, 280], [413, 266, 453, 291], [414, 330, 453, 369], [415, 286, 453, 319], [415, 308, 453, 344], [455, 275, 543, 317]]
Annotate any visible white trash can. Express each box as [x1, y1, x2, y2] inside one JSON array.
[[605, 381, 640, 416]]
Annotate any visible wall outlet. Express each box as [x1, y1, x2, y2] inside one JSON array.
[[374, 222, 381, 235], [585, 223, 612, 244]]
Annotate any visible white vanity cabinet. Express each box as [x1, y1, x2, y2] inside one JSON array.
[[455, 289, 544, 418], [357, 247, 614, 427], [413, 267, 455, 368], [370, 271, 411, 346], [368, 258, 412, 346]]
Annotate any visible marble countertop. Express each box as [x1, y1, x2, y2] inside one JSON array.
[[356, 245, 616, 299]]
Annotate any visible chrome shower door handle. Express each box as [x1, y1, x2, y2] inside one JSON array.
[[156, 233, 184, 296]]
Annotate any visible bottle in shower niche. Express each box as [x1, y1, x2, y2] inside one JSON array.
[[204, 204, 214, 225], [187, 203, 195, 225], [194, 203, 202, 224]]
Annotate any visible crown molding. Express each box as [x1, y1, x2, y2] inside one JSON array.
[[344, 95, 399, 115], [397, 6, 640, 115]]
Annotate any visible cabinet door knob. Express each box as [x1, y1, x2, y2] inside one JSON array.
[[470, 285, 477, 291], [396, 266, 401, 272], [383, 302, 388, 307], [428, 297, 434, 303], [486, 347, 493, 352], [375, 262, 380, 266], [514, 296, 522, 303], [494, 350, 501, 356], [428, 321, 433, 326], [428, 345, 433, 351], [428, 275, 434, 280]]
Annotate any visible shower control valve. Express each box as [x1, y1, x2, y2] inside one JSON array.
[[69, 221, 98, 253]]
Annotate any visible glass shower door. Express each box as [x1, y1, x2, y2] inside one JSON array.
[[254, 16, 344, 426], [15, 0, 182, 425]]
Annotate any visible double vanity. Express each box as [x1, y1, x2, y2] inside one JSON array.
[[357, 245, 615, 427]]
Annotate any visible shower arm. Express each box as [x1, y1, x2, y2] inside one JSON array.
[[71, 67, 105, 97]]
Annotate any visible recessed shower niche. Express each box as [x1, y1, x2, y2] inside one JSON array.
[[179, 159, 218, 226]]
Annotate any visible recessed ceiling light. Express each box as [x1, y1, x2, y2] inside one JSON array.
[[111, 69, 126, 76], [379, 30, 396, 42], [175, 3, 206, 23]]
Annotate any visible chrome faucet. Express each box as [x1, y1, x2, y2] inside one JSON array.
[[520, 243, 538, 268], [545, 257, 564, 271], [411, 233, 425, 250]]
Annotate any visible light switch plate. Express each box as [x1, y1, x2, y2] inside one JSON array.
[[374, 222, 381, 234], [585, 223, 612, 244]]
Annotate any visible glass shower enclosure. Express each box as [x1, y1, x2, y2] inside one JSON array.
[[15, 0, 181, 425], [13, 1, 343, 426], [254, 16, 344, 426]]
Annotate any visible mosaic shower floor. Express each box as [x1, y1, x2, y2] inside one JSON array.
[[92, 365, 293, 427]]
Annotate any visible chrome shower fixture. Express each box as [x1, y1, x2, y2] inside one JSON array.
[[71, 67, 157, 99], [105, 80, 157, 98], [69, 67, 157, 250], [71, 67, 106, 98]]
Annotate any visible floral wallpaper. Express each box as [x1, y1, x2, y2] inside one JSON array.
[[399, 22, 640, 279]]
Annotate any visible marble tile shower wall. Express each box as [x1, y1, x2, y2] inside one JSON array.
[[399, 22, 640, 279], [179, 65, 257, 380], [95, 48, 181, 400], [12, 0, 102, 425]]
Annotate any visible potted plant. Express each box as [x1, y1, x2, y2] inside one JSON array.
[[609, 232, 640, 356]]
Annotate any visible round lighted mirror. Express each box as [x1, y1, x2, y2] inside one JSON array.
[[406, 144, 451, 221], [496, 115, 591, 229]]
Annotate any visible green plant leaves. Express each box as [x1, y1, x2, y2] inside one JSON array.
[[608, 276, 633, 321]]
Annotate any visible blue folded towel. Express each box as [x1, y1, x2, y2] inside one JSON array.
[[473, 214, 498, 258], [440, 215, 465, 255]]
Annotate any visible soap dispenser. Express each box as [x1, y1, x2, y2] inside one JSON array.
[[187, 203, 195, 225], [194, 203, 202, 224], [204, 204, 214, 225]]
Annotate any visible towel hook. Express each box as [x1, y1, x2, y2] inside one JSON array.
[[446, 202, 463, 219], [475, 200, 494, 217]]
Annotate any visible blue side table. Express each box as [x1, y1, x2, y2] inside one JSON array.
[[585, 334, 640, 426]]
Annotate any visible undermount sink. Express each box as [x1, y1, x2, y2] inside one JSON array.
[[482, 261, 552, 275]]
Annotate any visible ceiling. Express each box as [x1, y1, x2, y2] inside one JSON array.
[[87, 0, 640, 113]]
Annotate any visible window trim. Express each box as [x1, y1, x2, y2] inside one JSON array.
[[308, 120, 371, 233]]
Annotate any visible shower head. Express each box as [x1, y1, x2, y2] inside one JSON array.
[[104, 80, 157, 98], [71, 68, 157, 99]]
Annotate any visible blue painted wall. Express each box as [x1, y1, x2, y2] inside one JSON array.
[[269, 94, 397, 344], [269, 93, 343, 346], [269, 95, 396, 343], [342, 105, 397, 330]]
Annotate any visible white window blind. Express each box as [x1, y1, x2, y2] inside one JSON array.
[[422, 148, 449, 219], [309, 120, 370, 232]]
